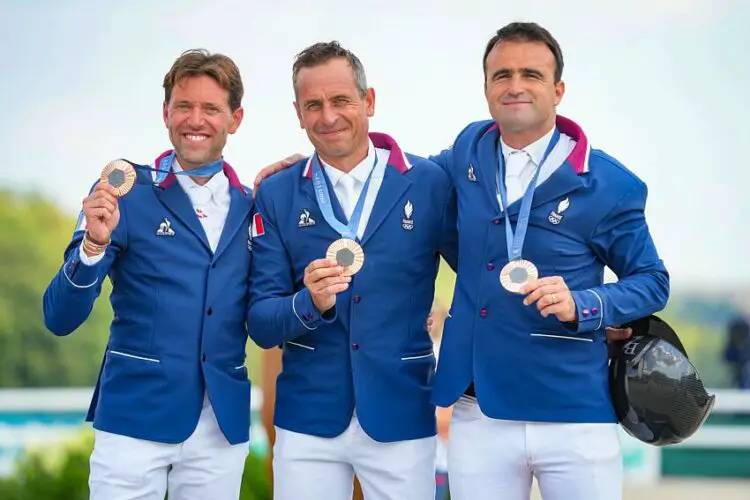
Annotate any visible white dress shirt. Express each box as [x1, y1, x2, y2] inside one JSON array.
[[320, 139, 388, 240], [172, 160, 231, 253], [498, 125, 576, 209]]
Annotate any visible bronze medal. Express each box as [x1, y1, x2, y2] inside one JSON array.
[[326, 238, 365, 276], [100, 159, 136, 197], [499, 259, 538, 294]]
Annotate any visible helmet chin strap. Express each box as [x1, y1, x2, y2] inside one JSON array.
[[624, 315, 688, 358]]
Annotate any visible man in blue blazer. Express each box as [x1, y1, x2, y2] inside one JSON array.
[[254, 22, 667, 500], [247, 41, 458, 500], [42, 50, 254, 499], [429, 23, 669, 500]]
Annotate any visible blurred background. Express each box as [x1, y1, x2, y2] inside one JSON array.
[[1, 0, 748, 498]]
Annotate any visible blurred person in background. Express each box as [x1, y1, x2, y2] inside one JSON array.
[[724, 312, 750, 389], [42, 49, 255, 500]]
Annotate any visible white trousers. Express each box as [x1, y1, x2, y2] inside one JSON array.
[[89, 396, 249, 500], [448, 396, 623, 500], [273, 415, 436, 500]]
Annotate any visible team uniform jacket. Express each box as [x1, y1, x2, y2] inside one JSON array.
[[430, 116, 670, 423], [247, 133, 458, 443], [42, 151, 254, 445]]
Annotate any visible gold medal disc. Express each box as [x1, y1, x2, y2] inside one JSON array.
[[100, 159, 137, 197], [499, 259, 538, 294], [326, 238, 365, 276]]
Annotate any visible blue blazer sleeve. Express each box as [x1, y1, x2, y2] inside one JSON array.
[[429, 147, 455, 180], [246, 190, 335, 349], [427, 148, 458, 271], [438, 184, 459, 272], [429, 121, 486, 180], [570, 181, 670, 332], [42, 193, 127, 336]]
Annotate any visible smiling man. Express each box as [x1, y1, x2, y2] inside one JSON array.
[[43, 49, 256, 499], [252, 22, 669, 500], [429, 22, 669, 500], [246, 41, 458, 500]]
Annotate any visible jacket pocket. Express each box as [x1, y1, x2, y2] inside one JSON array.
[[401, 349, 435, 361], [107, 348, 161, 363], [529, 333, 593, 343], [285, 341, 315, 351]]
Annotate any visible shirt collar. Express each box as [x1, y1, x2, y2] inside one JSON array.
[[322, 139, 376, 187], [173, 158, 230, 203], [500, 124, 556, 167]]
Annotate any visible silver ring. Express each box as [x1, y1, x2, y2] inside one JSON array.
[[551, 294, 558, 304]]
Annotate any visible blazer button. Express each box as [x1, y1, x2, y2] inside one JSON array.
[[351, 343, 359, 351], [480, 309, 488, 318], [591, 307, 599, 315], [486, 263, 495, 271], [582, 308, 590, 317], [493, 219, 501, 225], [353, 295, 361, 303], [206, 308, 213, 316]]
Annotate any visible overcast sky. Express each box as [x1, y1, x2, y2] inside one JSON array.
[[1, 0, 747, 290]]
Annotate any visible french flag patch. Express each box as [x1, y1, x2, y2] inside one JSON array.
[[251, 213, 265, 238]]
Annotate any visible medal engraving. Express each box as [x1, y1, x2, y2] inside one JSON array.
[[500, 259, 539, 294], [335, 248, 355, 267], [100, 159, 136, 197], [326, 238, 365, 276]]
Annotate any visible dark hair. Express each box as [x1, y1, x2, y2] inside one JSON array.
[[292, 41, 368, 99], [483, 22, 564, 83], [163, 49, 244, 111]]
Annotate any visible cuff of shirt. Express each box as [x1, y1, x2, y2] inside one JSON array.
[[78, 243, 106, 266], [292, 288, 337, 330], [62, 245, 103, 288], [570, 289, 604, 333]]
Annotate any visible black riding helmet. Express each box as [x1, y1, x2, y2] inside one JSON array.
[[609, 315, 715, 446]]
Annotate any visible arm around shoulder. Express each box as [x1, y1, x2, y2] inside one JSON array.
[[438, 177, 459, 272]]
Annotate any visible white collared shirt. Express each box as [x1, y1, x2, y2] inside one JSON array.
[[172, 159, 231, 253], [320, 139, 389, 240], [498, 125, 576, 209], [79, 158, 231, 265]]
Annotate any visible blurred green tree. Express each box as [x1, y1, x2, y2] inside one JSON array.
[[0, 189, 111, 387]]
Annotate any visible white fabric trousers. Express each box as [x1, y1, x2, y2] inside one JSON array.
[[89, 396, 249, 500], [273, 415, 436, 500], [448, 396, 623, 500]]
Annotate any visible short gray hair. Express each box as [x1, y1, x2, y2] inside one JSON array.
[[292, 41, 368, 99]]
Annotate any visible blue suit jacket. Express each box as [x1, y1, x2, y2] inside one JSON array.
[[430, 117, 670, 423], [247, 133, 458, 443], [42, 151, 253, 445]]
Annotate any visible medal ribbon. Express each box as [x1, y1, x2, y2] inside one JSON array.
[[311, 152, 378, 241], [152, 151, 224, 183], [496, 128, 560, 262]]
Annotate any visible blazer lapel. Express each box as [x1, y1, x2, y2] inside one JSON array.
[[213, 186, 252, 261], [153, 182, 211, 252], [529, 160, 585, 211], [301, 168, 350, 234], [300, 176, 318, 208], [360, 166, 411, 245], [474, 126, 505, 216]]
